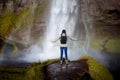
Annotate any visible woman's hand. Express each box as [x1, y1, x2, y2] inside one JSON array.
[[51, 41, 55, 43]]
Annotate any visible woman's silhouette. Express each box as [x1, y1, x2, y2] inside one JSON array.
[[52, 29, 77, 64]]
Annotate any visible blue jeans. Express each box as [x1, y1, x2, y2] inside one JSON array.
[[60, 47, 68, 60]]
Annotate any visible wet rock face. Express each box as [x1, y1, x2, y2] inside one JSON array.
[[0, 0, 120, 19], [0, 0, 120, 45], [0, 0, 45, 44], [80, 0, 120, 19], [0, 0, 42, 16]]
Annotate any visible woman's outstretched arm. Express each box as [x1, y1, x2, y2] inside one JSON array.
[[67, 36, 78, 41], [52, 37, 60, 43]]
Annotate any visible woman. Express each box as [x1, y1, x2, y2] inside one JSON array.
[[52, 29, 77, 64]]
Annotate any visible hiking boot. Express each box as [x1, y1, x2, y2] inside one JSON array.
[[60, 60, 63, 64]]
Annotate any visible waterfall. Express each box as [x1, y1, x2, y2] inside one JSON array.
[[1, 0, 93, 62], [81, 0, 92, 51], [42, 0, 92, 60], [19, 0, 93, 62], [1, 0, 115, 70]]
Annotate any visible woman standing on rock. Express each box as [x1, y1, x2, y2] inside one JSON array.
[[52, 29, 77, 65]]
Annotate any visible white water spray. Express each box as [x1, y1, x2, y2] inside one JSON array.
[[2, 0, 93, 62], [1, 0, 118, 71], [15, 0, 93, 62], [42, 0, 90, 60]]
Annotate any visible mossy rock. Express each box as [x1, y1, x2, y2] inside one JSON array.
[[91, 38, 120, 53], [80, 56, 113, 80]]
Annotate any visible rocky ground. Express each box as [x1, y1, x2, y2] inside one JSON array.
[[44, 59, 93, 80], [0, 57, 114, 80]]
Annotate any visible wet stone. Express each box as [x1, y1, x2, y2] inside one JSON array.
[[44, 59, 93, 80]]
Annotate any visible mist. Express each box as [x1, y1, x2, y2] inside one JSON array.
[[1, 0, 120, 71]]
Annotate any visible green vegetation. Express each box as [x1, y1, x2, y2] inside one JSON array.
[[0, 10, 15, 39], [42, 59, 59, 65], [91, 38, 120, 53], [106, 38, 120, 53], [80, 56, 113, 80], [0, 62, 43, 80], [0, 2, 45, 40], [26, 62, 44, 80], [0, 67, 29, 80], [14, 8, 32, 30], [0, 57, 114, 80], [0, 8, 33, 45], [0, 0, 46, 54], [90, 39, 103, 50], [0, 59, 59, 80]]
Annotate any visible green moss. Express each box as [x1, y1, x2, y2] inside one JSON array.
[[0, 67, 26, 80], [106, 38, 120, 53], [90, 39, 103, 50], [12, 44, 18, 53], [0, 3, 45, 38], [14, 7, 39, 33], [91, 38, 120, 53], [26, 62, 44, 80], [42, 59, 59, 66], [0, 57, 113, 80], [80, 56, 113, 80], [0, 10, 15, 38], [0, 67, 26, 72], [0, 8, 32, 40], [0, 62, 44, 80]]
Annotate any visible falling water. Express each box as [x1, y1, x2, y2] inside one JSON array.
[[42, 0, 92, 61], [14, 0, 93, 62], [1, 0, 93, 62], [1, 0, 119, 72], [81, 0, 92, 51], [43, 0, 79, 58]]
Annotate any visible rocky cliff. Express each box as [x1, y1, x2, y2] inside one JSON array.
[[0, 0, 48, 45], [0, 0, 120, 49]]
